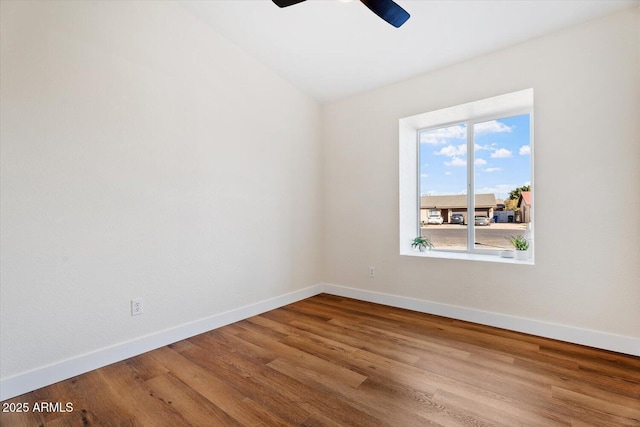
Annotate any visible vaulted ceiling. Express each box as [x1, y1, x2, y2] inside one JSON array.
[[181, 1, 638, 103]]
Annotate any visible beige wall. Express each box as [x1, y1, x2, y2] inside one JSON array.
[[0, 1, 321, 380], [322, 9, 640, 338]]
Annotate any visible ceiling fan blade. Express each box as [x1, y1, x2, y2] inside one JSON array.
[[360, 0, 410, 28], [272, 0, 307, 7]]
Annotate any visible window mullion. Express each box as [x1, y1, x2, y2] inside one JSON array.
[[415, 130, 422, 238], [467, 122, 475, 252]]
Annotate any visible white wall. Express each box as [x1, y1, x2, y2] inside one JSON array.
[[2, 1, 638, 400], [0, 1, 321, 382], [322, 9, 640, 340]]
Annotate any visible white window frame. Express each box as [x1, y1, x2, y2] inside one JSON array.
[[399, 89, 534, 264]]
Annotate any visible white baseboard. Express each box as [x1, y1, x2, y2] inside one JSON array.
[[3, 282, 638, 401], [321, 283, 640, 357], [0, 284, 322, 401]]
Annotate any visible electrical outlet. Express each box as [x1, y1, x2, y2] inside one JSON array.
[[369, 266, 375, 278], [131, 298, 143, 316]]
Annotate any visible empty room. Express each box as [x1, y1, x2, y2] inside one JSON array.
[[1, 0, 639, 425]]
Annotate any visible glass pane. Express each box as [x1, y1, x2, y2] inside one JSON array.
[[419, 124, 468, 251], [473, 115, 531, 252]]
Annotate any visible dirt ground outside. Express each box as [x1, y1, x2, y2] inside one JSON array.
[[420, 223, 530, 250]]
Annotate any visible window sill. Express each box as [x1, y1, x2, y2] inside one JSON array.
[[400, 249, 534, 265]]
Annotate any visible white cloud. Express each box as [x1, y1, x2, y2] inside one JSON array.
[[420, 125, 466, 145], [476, 184, 519, 199], [491, 148, 513, 158], [475, 120, 513, 135], [474, 143, 496, 152], [484, 167, 502, 173], [434, 144, 466, 157], [421, 173, 429, 178], [445, 157, 467, 167], [519, 145, 531, 155], [475, 158, 487, 165], [444, 171, 452, 176], [420, 120, 512, 145]]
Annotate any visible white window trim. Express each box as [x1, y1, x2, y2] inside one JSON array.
[[399, 89, 534, 264]]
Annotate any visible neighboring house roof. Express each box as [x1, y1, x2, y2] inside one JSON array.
[[518, 191, 532, 207], [421, 193, 496, 209]]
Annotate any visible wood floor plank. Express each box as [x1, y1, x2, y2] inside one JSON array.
[[289, 316, 438, 365], [551, 385, 640, 423], [189, 330, 387, 427], [60, 368, 144, 425], [2, 294, 639, 426], [257, 326, 472, 425], [144, 372, 244, 427], [178, 342, 311, 425], [146, 346, 269, 426], [235, 326, 368, 389], [432, 387, 558, 427], [413, 345, 557, 402], [326, 316, 472, 361], [0, 401, 45, 427], [97, 360, 192, 426], [125, 351, 171, 381], [265, 358, 433, 427]]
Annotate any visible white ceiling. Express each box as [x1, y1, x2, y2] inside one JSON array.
[[181, 0, 638, 104]]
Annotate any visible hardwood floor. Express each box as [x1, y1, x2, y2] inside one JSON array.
[[2, 294, 639, 426]]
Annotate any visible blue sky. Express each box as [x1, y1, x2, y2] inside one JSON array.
[[419, 114, 531, 200]]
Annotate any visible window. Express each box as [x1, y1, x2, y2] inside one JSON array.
[[400, 89, 534, 263]]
